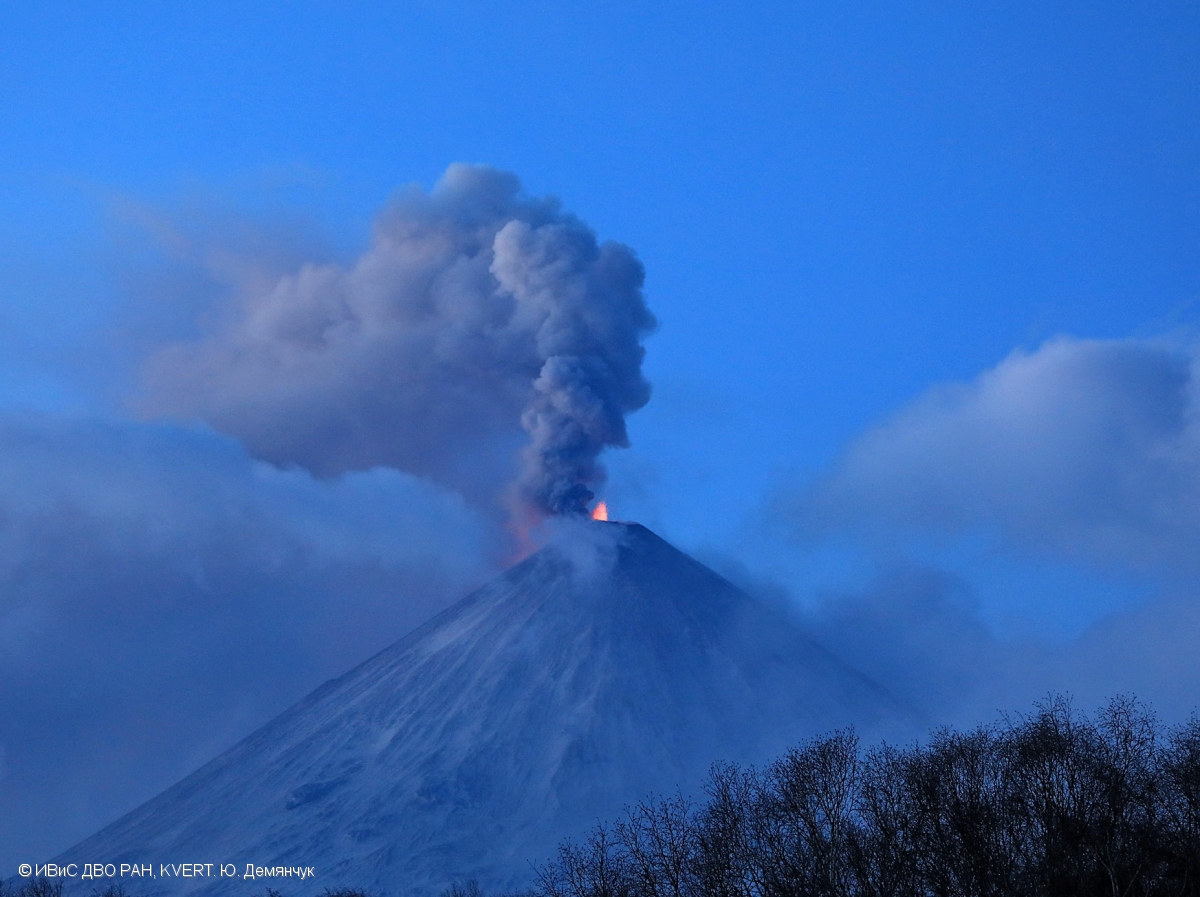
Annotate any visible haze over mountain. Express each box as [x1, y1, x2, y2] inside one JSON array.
[[58, 521, 914, 896]]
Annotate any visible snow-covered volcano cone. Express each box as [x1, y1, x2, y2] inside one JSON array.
[[56, 523, 914, 896]]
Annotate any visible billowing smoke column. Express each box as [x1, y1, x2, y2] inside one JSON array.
[[141, 165, 655, 519]]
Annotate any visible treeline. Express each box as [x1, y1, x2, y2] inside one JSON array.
[[6, 697, 1198, 897], [532, 697, 1200, 897]]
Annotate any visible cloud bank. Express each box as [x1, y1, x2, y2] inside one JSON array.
[[775, 335, 1200, 725], [139, 164, 656, 519], [0, 411, 494, 871]]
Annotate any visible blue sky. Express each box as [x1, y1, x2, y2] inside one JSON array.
[[1, 0, 1199, 870], [4, 1, 1197, 517]]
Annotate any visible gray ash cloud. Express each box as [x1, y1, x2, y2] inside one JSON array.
[[140, 164, 655, 518]]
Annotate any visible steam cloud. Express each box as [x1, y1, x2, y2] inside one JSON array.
[[141, 165, 655, 518]]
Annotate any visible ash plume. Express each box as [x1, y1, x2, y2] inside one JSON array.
[[140, 164, 655, 519]]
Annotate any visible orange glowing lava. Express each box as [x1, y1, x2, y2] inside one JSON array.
[[591, 501, 609, 521]]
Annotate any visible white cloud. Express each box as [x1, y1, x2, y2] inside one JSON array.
[[797, 335, 1200, 574]]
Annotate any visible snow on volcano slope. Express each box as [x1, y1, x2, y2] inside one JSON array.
[[56, 522, 915, 896]]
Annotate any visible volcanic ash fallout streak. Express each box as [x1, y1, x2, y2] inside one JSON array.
[[140, 164, 656, 522]]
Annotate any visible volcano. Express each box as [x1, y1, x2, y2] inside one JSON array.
[[58, 522, 914, 895]]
